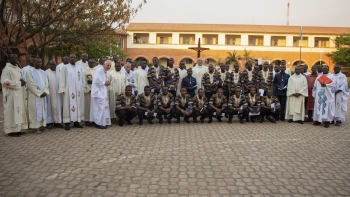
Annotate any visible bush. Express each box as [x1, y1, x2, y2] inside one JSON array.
[[348, 77, 350, 86]]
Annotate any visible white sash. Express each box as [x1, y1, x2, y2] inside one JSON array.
[[31, 68, 47, 122], [66, 64, 82, 122]]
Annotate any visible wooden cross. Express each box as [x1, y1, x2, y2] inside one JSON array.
[[188, 38, 210, 58]]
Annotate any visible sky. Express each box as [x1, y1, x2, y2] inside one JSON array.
[[131, 0, 350, 27]]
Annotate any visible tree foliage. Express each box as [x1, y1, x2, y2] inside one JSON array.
[[0, 0, 146, 63], [226, 50, 242, 63], [326, 32, 350, 65]]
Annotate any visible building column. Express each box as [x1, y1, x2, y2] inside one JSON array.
[[264, 35, 271, 46], [218, 33, 225, 45], [195, 33, 202, 44], [149, 32, 156, 44], [241, 34, 248, 46], [286, 35, 293, 47], [172, 33, 179, 44]]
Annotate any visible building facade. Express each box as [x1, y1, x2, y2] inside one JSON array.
[[126, 23, 350, 72]]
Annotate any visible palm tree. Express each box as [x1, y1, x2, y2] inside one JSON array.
[[242, 49, 257, 65], [226, 50, 242, 63]]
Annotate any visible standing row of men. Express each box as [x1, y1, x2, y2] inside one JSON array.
[[1, 53, 349, 137]]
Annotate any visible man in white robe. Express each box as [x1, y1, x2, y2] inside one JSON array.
[[312, 66, 337, 128], [192, 58, 208, 95], [177, 61, 187, 95], [46, 60, 62, 128], [26, 57, 49, 133], [59, 54, 84, 131], [124, 62, 138, 95], [76, 53, 88, 71], [333, 64, 349, 126], [56, 56, 69, 109], [110, 55, 119, 72], [96, 57, 106, 70], [21, 57, 34, 123], [1, 53, 28, 137], [285, 66, 308, 123], [108, 61, 129, 123], [83, 59, 97, 126], [134, 60, 149, 95], [90, 60, 112, 129]]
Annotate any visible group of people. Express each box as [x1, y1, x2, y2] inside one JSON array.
[[1, 53, 348, 137]]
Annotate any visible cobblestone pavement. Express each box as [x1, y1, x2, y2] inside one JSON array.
[[0, 93, 350, 197]]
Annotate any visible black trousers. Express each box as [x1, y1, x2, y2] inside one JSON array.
[[244, 108, 260, 120], [156, 108, 175, 120], [193, 109, 208, 120], [227, 109, 248, 120], [207, 106, 226, 120], [275, 95, 287, 120], [261, 108, 280, 120], [137, 106, 155, 123], [175, 106, 192, 121], [116, 109, 137, 124], [223, 90, 229, 99], [169, 90, 177, 97]]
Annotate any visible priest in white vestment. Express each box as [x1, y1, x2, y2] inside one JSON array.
[[46, 60, 62, 127], [134, 60, 149, 95], [108, 62, 129, 122], [59, 54, 85, 131], [83, 59, 97, 126], [26, 58, 49, 133], [177, 61, 187, 95], [285, 66, 308, 123], [90, 60, 112, 129], [312, 66, 337, 128], [333, 65, 349, 126], [56, 56, 69, 109], [76, 53, 89, 71], [192, 58, 208, 95], [21, 57, 34, 122], [110, 55, 119, 72], [1, 53, 28, 136]]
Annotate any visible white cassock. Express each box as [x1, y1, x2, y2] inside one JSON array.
[[312, 73, 336, 122], [76, 60, 88, 71], [192, 64, 208, 94], [1, 63, 28, 133], [333, 72, 349, 122], [90, 66, 111, 126], [134, 67, 149, 95], [108, 70, 129, 118], [177, 68, 187, 95], [110, 61, 116, 72], [285, 68, 291, 76], [59, 64, 85, 123], [125, 70, 137, 94], [56, 62, 65, 107], [46, 69, 62, 124], [26, 68, 49, 128], [83, 66, 97, 121], [285, 74, 308, 121], [21, 65, 32, 111]]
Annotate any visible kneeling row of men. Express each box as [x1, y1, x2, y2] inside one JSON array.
[[113, 85, 280, 127]]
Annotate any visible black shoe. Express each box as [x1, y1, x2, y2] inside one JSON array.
[[85, 122, 92, 126], [259, 119, 264, 123], [126, 120, 132, 125], [313, 121, 321, 126], [335, 121, 341, 126], [65, 124, 70, 131], [54, 124, 63, 128], [147, 119, 154, 125], [138, 121, 143, 125], [73, 122, 83, 128], [217, 118, 222, 122], [200, 118, 204, 123], [95, 125, 106, 129], [159, 119, 163, 124], [176, 119, 180, 123], [167, 117, 172, 124], [324, 122, 330, 128], [239, 119, 244, 124], [288, 119, 293, 123], [298, 120, 304, 124], [184, 118, 190, 124], [330, 121, 334, 124], [251, 119, 255, 123], [208, 119, 212, 124], [280, 119, 285, 122], [193, 119, 198, 123], [228, 119, 232, 124], [119, 122, 124, 127], [8, 133, 21, 137], [245, 119, 249, 122]]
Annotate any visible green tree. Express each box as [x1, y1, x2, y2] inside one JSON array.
[[226, 50, 241, 63], [326, 32, 350, 65]]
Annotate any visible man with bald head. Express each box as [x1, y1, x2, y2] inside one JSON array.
[[192, 57, 208, 94], [59, 54, 85, 131], [124, 62, 138, 95], [90, 60, 112, 129], [76, 53, 88, 71], [46, 60, 62, 127]]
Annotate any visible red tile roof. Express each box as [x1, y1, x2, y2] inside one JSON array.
[[127, 23, 350, 35]]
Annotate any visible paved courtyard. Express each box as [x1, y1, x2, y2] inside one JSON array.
[[0, 93, 349, 197]]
